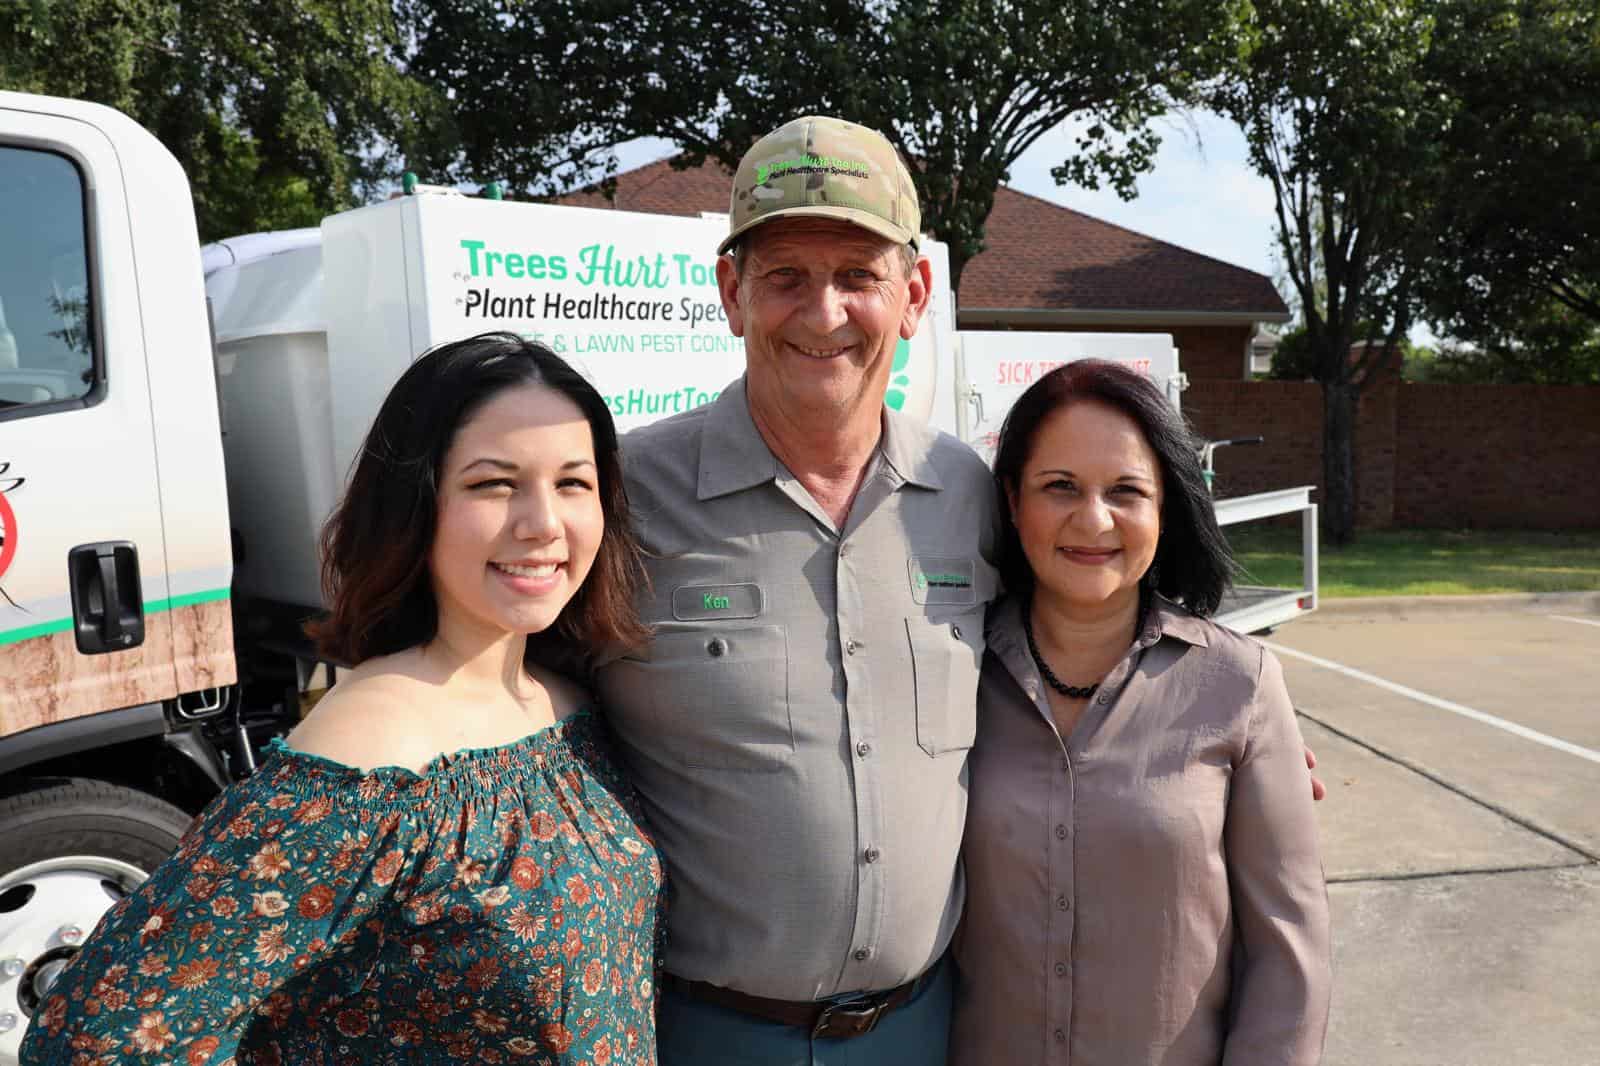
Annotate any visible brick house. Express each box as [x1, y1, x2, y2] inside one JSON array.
[[558, 157, 1289, 381]]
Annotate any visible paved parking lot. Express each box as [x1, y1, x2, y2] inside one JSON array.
[[1264, 595, 1600, 1066]]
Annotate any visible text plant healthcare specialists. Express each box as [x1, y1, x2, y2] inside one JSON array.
[[457, 239, 727, 329]]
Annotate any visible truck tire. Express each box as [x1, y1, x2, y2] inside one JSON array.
[[0, 779, 193, 1065]]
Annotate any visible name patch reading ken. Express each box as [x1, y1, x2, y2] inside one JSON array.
[[908, 557, 977, 605], [672, 583, 764, 621]]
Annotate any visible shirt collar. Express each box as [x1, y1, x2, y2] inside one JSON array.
[[697, 377, 779, 500], [878, 402, 944, 491], [696, 376, 944, 500], [984, 595, 1036, 694], [985, 590, 1211, 694], [1148, 593, 1211, 649]]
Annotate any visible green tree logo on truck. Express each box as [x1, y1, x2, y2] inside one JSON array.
[[885, 338, 913, 412]]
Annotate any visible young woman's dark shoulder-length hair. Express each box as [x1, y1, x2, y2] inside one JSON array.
[[991, 359, 1234, 616], [307, 331, 648, 668]]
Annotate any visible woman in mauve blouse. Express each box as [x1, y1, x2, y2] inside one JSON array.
[[952, 360, 1331, 1065]]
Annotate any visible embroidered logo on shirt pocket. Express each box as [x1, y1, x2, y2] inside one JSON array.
[[908, 557, 977, 605]]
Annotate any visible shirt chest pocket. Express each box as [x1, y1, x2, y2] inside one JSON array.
[[905, 609, 985, 757], [612, 625, 794, 772]]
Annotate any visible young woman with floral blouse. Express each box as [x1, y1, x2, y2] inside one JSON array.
[[23, 333, 665, 1065]]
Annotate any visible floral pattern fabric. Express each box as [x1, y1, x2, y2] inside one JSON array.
[[22, 709, 665, 1065]]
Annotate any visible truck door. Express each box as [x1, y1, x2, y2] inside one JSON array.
[[0, 106, 176, 732]]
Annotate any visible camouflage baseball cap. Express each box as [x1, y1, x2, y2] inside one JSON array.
[[718, 116, 921, 255]]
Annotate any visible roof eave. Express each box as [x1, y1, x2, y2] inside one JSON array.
[[958, 307, 1292, 328]]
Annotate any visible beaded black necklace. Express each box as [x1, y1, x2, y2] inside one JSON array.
[[1022, 588, 1152, 701]]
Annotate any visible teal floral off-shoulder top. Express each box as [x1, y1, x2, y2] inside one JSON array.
[[22, 709, 665, 1065]]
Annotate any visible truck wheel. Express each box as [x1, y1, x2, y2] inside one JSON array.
[[0, 779, 193, 1065]]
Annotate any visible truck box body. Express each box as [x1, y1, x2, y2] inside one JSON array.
[[207, 195, 964, 610]]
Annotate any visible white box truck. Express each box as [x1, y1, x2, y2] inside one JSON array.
[[0, 91, 1314, 1058]]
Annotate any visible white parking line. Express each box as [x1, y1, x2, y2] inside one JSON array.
[[1265, 641, 1600, 767], [1551, 615, 1600, 630]]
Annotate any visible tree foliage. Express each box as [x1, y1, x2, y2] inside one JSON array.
[[1418, 0, 1600, 341], [399, 0, 639, 199], [1265, 325, 1317, 381], [405, 0, 1250, 295], [1209, 0, 1453, 544], [0, 0, 441, 241], [1215, 0, 1600, 542], [1413, 301, 1600, 385]]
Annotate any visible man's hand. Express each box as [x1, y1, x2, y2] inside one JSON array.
[[1306, 746, 1326, 802]]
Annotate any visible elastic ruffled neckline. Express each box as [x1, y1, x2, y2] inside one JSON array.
[[262, 707, 595, 807]]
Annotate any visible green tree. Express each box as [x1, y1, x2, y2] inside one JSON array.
[[406, 0, 1249, 296], [1210, 0, 1452, 544], [1420, 301, 1600, 385], [0, 0, 441, 241], [1265, 325, 1315, 381], [1418, 0, 1600, 342]]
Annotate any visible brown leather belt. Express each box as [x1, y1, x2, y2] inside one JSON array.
[[662, 973, 924, 1040]]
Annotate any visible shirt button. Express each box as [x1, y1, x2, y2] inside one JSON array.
[[853, 948, 870, 961], [1096, 692, 1109, 705], [856, 741, 872, 757], [1056, 894, 1070, 911], [1054, 1028, 1066, 1044], [1055, 824, 1068, 840], [863, 847, 880, 864], [952, 624, 962, 639], [839, 543, 851, 557], [1054, 962, 1068, 977], [707, 637, 728, 657], [845, 639, 859, 655]]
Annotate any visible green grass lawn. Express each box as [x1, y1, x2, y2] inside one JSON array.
[[1223, 527, 1600, 598]]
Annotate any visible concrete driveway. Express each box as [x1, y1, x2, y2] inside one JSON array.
[[1265, 595, 1600, 1066]]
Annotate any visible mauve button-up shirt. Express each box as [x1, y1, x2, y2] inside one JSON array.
[[952, 594, 1331, 1066]]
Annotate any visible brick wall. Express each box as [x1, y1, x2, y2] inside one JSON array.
[[1180, 379, 1600, 529], [1394, 385, 1600, 528]]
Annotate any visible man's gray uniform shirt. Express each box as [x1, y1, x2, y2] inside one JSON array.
[[596, 379, 999, 1000]]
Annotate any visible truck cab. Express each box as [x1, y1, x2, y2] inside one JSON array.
[[0, 93, 244, 1060]]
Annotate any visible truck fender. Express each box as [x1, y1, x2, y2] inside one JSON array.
[[0, 702, 166, 779], [0, 703, 230, 793]]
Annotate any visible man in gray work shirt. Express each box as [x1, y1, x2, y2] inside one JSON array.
[[595, 115, 998, 1064]]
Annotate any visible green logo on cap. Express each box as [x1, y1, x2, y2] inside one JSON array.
[[756, 154, 871, 186]]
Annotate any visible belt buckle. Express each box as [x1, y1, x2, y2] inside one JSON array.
[[812, 995, 888, 1040]]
